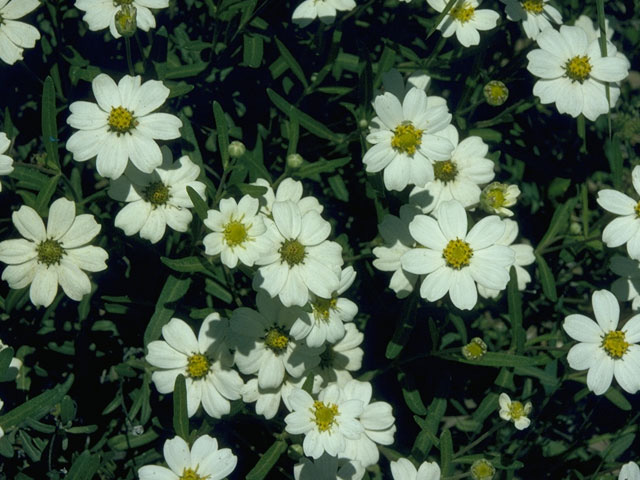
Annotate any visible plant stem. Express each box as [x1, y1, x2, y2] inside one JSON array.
[[125, 37, 135, 75]]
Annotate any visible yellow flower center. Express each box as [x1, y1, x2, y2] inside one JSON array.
[[312, 297, 338, 322], [450, 2, 475, 23], [508, 401, 526, 420], [279, 239, 306, 266], [483, 80, 509, 106], [391, 124, 423, 156], [521, 0, 544, 14], [143, 182, 171, 206], [312, 400, 339, 432], [486, 187, 505, 208], [186, 354, 211, 379], [471, 459, 496, 480], [443, 238, 473, 269], [179, 468, 208, 480], [635, 201, 640, 218], [462, 337, 487, 360], [264, 327, 289, 354], [434, 160, 458, 183], [565, 55, 592, 83], [601, 330, 629, 359], [223, 220, 249, 247], [36, 239, 65, 266], [108, 106, 137, 134]]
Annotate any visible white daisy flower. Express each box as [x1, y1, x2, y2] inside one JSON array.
[[66, 73, 182, 179], [427, 0, 500, 47], [0, 132, 14, 192], [145, 314, 244, 418], [500, 0, 562, 40], [364, 87, 454, 192], [409, 125, 495, 214], [619, 462, 640, 480], [75, 0, 169, 39], [478, 219, 534, 299], [610, 256, 640, 310], [0, 0, 40, 65], [0, 339, 22, 382], [292, 0, 356, 28], [254, 200, 343, 307], [562, 289, 640, 395], [480, 181, 520, 217], [0, 198, 108, 307], [284, 383, 364, 459], [241, 375, 304, 420], [597, 166, 640, 260], [138, 435, 237, 480], [341, 379, 396, 468], [290, 266, 358, 348], [380, 68, 432, 103], [254, 177, 323, 217], [401, 200, 515, 310], [108, 148, 206, 244], [390, 458, 441, 480], [231, 291, 321, 389], [498, 393, 532, 430], [526, 25, 630, 121], [372, 205, 421, 299], [312, 323, 364, 392], [294, 454, 365, 480], [203, 195, 271, 269]]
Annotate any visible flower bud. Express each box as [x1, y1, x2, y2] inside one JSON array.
[[115, 5, 137, 38], [287, 153, 304, 169], [228, 140, 246, 158]]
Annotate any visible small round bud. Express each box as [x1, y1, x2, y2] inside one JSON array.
[[287, 153, 304, 169], [228, 140, 246, 158], [569, 222, 581, 235], [462, 337, 487, 360], [470, 459, 496, 480], [483, 80, 509, 106], [115, 5, 137, 38], [358, 118, 368, 129]]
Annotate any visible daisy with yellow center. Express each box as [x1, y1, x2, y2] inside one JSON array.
[[363, 87, 453, 192], [563, 290, 640, 395], [498, 393, 532, 430], [427, 0, 499, 47], [284, 383, 364, 459], [527, 25, 630, 121], [500, 0, 562, 40], [401, 200, 515, 310], [203, 195, 270, 269], [76, 0, 169, 39], [480, 181, 520, 217], [138, 435, 237, 480], [145, 314, 244, 418]]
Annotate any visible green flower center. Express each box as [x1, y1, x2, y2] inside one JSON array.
[[179, 468, 208, 480], [312, 297, 337, 322], [601, 330, 629, 359], [108, 106, 137, 134], [143, 182, 171, 206], [223, 220, 248, 247], [565, 55, 592, 83], [471, 459, 496, 480], [264, 327, 289, 354], [462, 337, 487, 360], [312, 400, 338, 432], [486, 187, 505, 208], [37, 239, 65, 266], [279, 239, 306, 266], [434, 160, 458, 183], [443, 238, 473, 269], [391, 123, 423, 156], [450, 2, 475, 23], [522, 0, 544, 13], [508, 401, 526, 419], [186, 354, 211, 379], [484, 80, 509, 106]]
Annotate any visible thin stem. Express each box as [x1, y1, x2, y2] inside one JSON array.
[[125, 37, 135, 75], [453, 422, 502, 458]]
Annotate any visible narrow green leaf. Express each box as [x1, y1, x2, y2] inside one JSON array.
[[243, 34, 263, 68], [41, 76, 60, 171], [386, 291, 418, 359], [204, 278, 233, 304], [107, 429, 158, 450], [155, 61, 209, 80], [604, 433, 635, 461], [187, 185, 208, 221], [246, 439, 288, 480], [440, 352, 549, 368], [10, 164, 50, 191], [439, 429, 453, 476], [161, 256, 213, 276], [143, 276, 192, 346], [398, 371, 427, 416], [472, 392, 499, 424], [266, 89, 340, 142], [605, 138, 623, 190], [411, 397, 446, 460], [536, 198, 577, 253], [0, 375, 74, 430], [535, 253, 557, 302], [274, 37, 308, 88], [179, 112, 203, 166], [508, 266, 524, 354], [34, 175, 60, 217], [173, 374, 189, 441], [604, 387, 632, 411], [0, 348, 14, 377], [295, 157, 351, 178], [65, 451, 101, 480], [373, 46, 396, 89], [212, 101, 230, 168], [327, 174, 349, 201]]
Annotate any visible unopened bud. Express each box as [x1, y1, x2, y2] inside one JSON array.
[[287, 153, 304, 169], [115, 5, 137, 37], [228, 140, 246, 158], [483, 80, 509, 106]]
